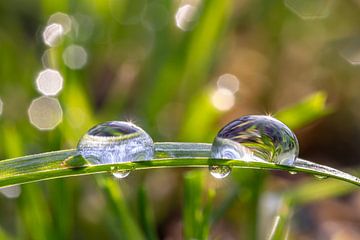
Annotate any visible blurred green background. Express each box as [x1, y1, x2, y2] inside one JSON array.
[[1, 0, 360, 239]]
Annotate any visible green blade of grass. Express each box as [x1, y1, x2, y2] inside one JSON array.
[[0, 143, 359, 188], [275, 91, 331, 130], [96, 177, 145, 240], [138, 184, 158, 240], [183, 170, 214, 240]]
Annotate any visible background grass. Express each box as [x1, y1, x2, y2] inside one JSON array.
[[1, 0, 360, 239]]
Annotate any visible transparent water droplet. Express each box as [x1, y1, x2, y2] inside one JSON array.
[[314, 174, 328, 180], [110, 166, 131, 179], [211, 115, 299, 166], [209, 165, 231, 179], [77, 121, 154, 165], [289, 171, 297, 175]]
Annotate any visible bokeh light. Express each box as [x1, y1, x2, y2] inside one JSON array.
[[339, 40, 360, 65], [211, 88, 235, 111], [28, 96, 63, 130], [48, 12, 72, 34], [35, 69, 64, 96], [63, 44, 88, 69], [110, 0, 147, 25], [0, 186, 21, 199], [216, 74, 240, 94], [42, 23, 64, 47], [175, 4, 197, 31], [141, 2, 169, 31], [284, 0, 334, 20]]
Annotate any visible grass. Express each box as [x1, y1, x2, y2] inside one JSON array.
[[1, 0, 360, 239]]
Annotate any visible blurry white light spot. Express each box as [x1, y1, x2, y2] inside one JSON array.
[[217, 74, 240, 93], [28, 96, 63, 130], [48, 12, 72, 34], [0, 98, 3, 116], [63, 45, 88, 69], [175, 4, 197, 31], [36, 69, 63, 96], [0, 186, 21, 199], [43, 23, 64, 47], [284, 0, 334, 20], [211, 88, 235, 111]]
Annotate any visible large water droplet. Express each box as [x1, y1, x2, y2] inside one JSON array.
[[211, 115, 299, 166], [77, 121, 154, 178], [209, 165, 231, 179]]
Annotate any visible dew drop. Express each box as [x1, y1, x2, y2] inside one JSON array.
[[209, 165, 231, 179], [211, 115, 299, 166], [77, 121, 154, 167], [110, 166, 131, 179], [314, 174, 328, 180], [289, 171, 297, 175]]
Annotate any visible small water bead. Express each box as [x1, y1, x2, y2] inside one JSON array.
[[314, 174, 328, 180], [77, 121, 155, 178], [211, 115, 299, 166], [110, 166, 131, 179], [288, 171, 297, 175], [209, 165, 231, 179]]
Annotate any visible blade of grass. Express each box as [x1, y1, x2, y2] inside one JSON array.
[[138, 184, 159, 240], [0, 143, 359, 188], [268, 169, 360, 239], [96, 176, 145, 240], [275, 91, 331, 130], [17, 184, 53, 240], [0, 226, 13, 240], [183, 170, 214, 240]]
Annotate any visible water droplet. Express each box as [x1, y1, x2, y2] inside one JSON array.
[[110, 166, 131, 179], [209, 165, 231, 179], [211, 115, 299, 166], [77, 121, 154, 165], [314, 174, 328, 180], [289, 171, 297, 175]]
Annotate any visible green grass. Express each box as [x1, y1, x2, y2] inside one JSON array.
[[1, 0, 360, 239]]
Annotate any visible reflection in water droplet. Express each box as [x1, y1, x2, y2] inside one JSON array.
[[211, 115, 299, 166], [209, 165, 231, 179], [289, 171, 297, 175], [314, 174, 328, 179], [77, 121, 154, 166]]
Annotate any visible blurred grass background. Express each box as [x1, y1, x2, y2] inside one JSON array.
[[1, 0, 360, 239]]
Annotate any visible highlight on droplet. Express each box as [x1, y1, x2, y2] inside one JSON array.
[[63, 44, 88, 69], [35, 69, 64, 96], [28, 96, 63, 130], [42, 23, 64, 47]]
